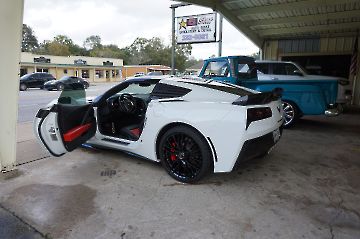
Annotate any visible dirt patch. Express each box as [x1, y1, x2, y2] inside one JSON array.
[[4, 184, 96, 238], [307, 204, 360, 230]]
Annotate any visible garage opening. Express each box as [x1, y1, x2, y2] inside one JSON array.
[[282, 55, 351, 79]]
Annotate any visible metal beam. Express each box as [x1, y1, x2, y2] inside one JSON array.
[[218, 4, 263, 47], [179, 0, 263, 47], [247, 10, 360, 28], [174, 0, 215, 9], [233, 0, 359, 16], [258, 22, 360, 37]]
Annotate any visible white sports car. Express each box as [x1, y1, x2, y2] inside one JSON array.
[[34, 77, 284, 183]]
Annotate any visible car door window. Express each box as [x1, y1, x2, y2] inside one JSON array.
[[58, 81, 86, 105], [237, 63, 257, 80], [272, 63, 299, 75], [256, 63, 269, 74]]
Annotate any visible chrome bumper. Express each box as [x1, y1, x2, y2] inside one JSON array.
[[325, 104, 343, 117]]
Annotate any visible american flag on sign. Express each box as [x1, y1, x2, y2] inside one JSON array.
[[187, 18, 197, 26], [350, 36, 358, 76]]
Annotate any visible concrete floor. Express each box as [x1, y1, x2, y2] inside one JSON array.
[[1, 112, 360, 239]]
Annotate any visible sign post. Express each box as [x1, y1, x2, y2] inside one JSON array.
[[170, 3, 191, 75]]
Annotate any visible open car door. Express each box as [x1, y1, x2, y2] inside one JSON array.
[[34, 83, 96, 156]]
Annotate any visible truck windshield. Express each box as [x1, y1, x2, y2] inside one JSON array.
[[203, 61, 229, 77]]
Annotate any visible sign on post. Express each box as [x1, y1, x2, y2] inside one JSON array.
[[176, 13, 217, 44]]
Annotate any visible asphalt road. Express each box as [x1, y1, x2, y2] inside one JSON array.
[[17, 82, 119, 123]]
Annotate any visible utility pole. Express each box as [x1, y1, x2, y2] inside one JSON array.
[[218, 13, 223, 57], [170, 3, 191, 75]]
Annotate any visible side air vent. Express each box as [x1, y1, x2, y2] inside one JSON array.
[[151, 83, 191, 99]]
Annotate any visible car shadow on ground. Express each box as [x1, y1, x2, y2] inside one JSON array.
[[290, 115, 360, 135]]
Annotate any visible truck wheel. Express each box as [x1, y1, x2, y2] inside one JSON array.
[[282, 101, 299, 128]]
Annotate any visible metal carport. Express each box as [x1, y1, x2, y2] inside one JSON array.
[[178, 0, 360, 104]]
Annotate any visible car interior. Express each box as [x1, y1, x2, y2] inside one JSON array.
[[96, 81, 157, 141]]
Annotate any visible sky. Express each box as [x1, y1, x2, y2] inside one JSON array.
[[23, 0, 259, 60]]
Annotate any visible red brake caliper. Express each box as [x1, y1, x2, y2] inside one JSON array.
[[170, 142, 176, 161]]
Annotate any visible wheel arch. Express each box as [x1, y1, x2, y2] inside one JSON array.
[[281, 98, 302, 116], [155, 122, 216, 170]]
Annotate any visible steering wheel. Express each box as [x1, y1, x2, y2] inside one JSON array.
[[118, 93, 137, 114]]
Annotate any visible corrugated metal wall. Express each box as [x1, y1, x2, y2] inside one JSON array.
[[262, 36, 360, 105]]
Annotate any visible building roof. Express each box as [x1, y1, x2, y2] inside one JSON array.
[[124, 64, 171, 69], [179, 0, 360, 47], [21, 52, 123, 67]]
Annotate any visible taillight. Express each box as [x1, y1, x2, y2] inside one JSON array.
[[339, 79, 350, 86], [246, 107, 272, 129]]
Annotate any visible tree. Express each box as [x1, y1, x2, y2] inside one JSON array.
[[124, 37, 192, 71], [47, 42, 71, 56], [53, 35, 74, 46], [22, 24, 39, 52], [83, 35, 102, 50]]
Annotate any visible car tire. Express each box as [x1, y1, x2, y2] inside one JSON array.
[[84, 83, 89, 89], [159, 126, 213, 183], [57, 84, 64, 91], [19, 83, 27, 91], [282, 100, 299, 128]]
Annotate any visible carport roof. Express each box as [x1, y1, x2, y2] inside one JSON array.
[[177, 0, 360, 47]]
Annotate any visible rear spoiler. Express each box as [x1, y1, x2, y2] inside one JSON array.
[[232, 88, 283, 106]]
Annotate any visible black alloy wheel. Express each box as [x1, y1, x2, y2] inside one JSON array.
[[159, 126, 213, 183], [20, 83, 27, 91], [57, 83, 64, 91]]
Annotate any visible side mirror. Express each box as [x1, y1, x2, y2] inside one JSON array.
[[293, 70, 303, 76]]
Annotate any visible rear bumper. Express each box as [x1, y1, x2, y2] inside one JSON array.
[[233, 127, 282, 169], [325, 104, 342, 117]]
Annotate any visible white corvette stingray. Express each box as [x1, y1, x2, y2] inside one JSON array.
[[34, 77, 284, 183]]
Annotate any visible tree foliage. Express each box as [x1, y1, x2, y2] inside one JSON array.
[[22, 24, 39, 52], [84, 35, 102, 50]]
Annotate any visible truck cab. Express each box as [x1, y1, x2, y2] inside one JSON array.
[[199, 56, 340, 127]]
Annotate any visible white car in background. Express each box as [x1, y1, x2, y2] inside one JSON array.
[[34, 77, 283, 183], [256, 60, 352, 104]]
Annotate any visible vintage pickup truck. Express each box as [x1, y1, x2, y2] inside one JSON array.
[[198, 56, 341, 127]]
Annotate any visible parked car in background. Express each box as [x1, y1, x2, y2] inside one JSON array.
[[134, 72, 145, 77], [19, 73, 56, 91], [255, 60, 352, 104], [147, 71, 163, 76], [44, 76, 89, 91]]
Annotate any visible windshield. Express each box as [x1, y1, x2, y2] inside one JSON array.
[[58, 76, 70, 81], [20, 74, 31, 80], [117, 82, 156, 95], [203, 61, 229, 77]]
